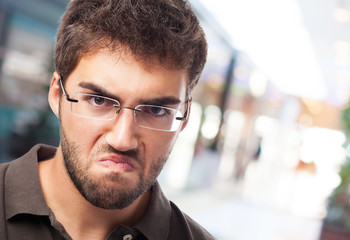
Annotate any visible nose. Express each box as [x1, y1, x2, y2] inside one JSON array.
[[105, 108, 139, 152]]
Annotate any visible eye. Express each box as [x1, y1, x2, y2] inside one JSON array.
[[140, 105, 175, 118], [136, 105, 177, 119], [92, 96, 105, 105], [149, 106, 166, 115], [83, 95, 116, 107]]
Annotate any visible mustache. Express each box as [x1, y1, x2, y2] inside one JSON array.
[[98, 144, 138, 159]]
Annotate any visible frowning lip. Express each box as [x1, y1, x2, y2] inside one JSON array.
[[97, 155, 137, 173]]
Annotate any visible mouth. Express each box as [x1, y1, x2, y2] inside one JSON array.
[[97, 155, 136, 173]]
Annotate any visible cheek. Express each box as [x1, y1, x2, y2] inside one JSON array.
[[60, 111, 105, 152], [146, 132, 179, 158]]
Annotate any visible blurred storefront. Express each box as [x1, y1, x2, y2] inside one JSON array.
[[0, 0, 67, 161]]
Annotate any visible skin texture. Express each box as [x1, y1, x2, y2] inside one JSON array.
[[40, 49, 190, 239]]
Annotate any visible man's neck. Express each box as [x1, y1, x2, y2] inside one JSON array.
[[38, 147, 151, 240]]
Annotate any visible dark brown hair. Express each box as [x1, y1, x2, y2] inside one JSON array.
[[55, 0, 207, 93]]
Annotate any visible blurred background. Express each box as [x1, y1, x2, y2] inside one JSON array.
[[1, 0, 350, 239]]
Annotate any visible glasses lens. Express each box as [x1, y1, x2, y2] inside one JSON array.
[[68, 94, 184, 131], [135, 105, 182, 131], [71, 93, 119, 120]]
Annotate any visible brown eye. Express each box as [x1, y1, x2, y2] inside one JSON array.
[[93, 97, 105, 105]]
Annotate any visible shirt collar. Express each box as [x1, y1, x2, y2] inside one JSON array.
[[133, 182, 172, 239], [5, 144, 56, 219]]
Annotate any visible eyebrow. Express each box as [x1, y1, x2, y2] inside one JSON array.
[[140, 96, 181, 106], [78, 82, 119, 100], [78, 81, 182, 106]]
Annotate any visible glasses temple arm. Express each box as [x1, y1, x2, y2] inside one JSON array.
[[176, 98, 190, 121], [59, 77, 78, 103]]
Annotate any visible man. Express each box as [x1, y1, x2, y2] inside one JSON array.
[[0, 0, 213, 239]]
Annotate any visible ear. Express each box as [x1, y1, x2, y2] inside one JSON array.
[[180, 99, 192, 132], [48, 72, 61, 117]]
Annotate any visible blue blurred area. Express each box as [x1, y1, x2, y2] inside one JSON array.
[[0, 104, 59, 162], [0, 0, 66, 162]]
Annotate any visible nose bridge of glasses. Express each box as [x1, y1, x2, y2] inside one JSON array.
[[114, 105, 141, 115]]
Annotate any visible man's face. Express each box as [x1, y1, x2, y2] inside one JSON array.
[[55, 50, 188, 209]]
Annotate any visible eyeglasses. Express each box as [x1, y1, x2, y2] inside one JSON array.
[[59, 78, 189, 132]]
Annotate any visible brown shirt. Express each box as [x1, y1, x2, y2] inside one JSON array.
[[0, 144, 215, 240]]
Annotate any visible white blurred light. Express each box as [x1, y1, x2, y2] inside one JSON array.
[[300, 127, 346, 167], [334, 41, 350, 66], [249, 69, 268, 97], [198, 0, 328, 100], [335, 69, 350, 103], [3, 50, 49, 83], [334, 41, 350, 54], [333, 8, 350, 23], [201, 105, 221, 140], [218, 110, 245, 179], [254, 115, 279, 136]]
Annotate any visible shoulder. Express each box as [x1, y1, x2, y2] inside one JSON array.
[[0, 144, 56, 195], [0, 161, 10, 239], [0, 161, 10, 174], [0, 161, 11, 186], [0, 161, 10, 198], [168, 201, 216, 240], [0, 161, 10, 191]]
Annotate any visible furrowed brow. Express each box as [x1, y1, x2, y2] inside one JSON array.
[[141, 96, 182, 106], [78, 82, 119, 100], [78, 81, 182, 106]]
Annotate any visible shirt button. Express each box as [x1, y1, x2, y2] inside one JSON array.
[[123, 234, 133, 240]]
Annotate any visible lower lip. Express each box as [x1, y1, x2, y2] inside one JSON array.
[[98, 160, 134, 173]]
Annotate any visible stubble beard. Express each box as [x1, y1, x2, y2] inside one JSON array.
[[60, 127, 168, 210]]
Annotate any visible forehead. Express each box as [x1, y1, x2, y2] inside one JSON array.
[[66, 49, 189, 102]]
